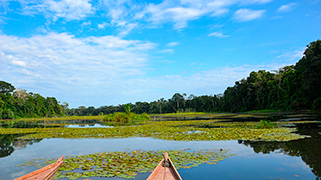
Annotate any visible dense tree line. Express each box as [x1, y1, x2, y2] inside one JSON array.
[[0, 82, 64, 119], [219, 39, 321, 112], [2, 40, 320, 118], [66, 39, 321, 115]]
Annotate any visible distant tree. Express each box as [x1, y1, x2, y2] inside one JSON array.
[[295, 39, 321, 105], [171, 93, 184, 111], [0, 81, 15, 94], [124, 104, 131, 114], [13, 89, 29, 106], [77, 106, 86, 116]]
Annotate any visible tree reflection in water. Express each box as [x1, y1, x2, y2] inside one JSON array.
[[239, 122, 321, 178], [0, 134, 42, 158]]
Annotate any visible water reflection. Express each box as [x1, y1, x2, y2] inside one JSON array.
[[0, 134, 42, 158], [1, 113, 321, 179], [239, 122, 321, 177], [0, 119, 112, 128], [64, 124, 113, 128]]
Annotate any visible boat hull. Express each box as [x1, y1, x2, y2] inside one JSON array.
[[15, 156, 64, 180], [147, 153, 182, 180]]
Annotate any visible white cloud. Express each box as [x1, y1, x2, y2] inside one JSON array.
[[139, 1, 213, 29], [166, 42, 179, 47], [0, 33, 156, 107], [0, 0, 10, 11], [233, 8, 265, 22], [8, 0, 274, 30], [100, 0, 140, 35], [156, 49, 174, 54], [209, 32, 229, 38], [277, 3, 296, 12], [12, 60, 27, 67], [240, 0, 274, 4], [118, 22, 138, 37], [119, 62, 290, 104], [98, 22, 108, 28], [135, 0, 272, 29], [81, 21, 91, 26], [0, 32, 295, 107], [277, 49, 304, 60], [20, 0, 95, 21]]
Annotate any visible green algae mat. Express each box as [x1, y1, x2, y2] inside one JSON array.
[[14, 149, 235, 179], [0, 120, 309, 141]]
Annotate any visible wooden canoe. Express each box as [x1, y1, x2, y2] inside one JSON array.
[[147, 152, 182, 180], [14, 156, 64, 180]]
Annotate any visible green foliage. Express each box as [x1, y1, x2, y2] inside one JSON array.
[[2, 109, 14, 119], [0, 81, 64, 119], [103, 112, 150, 125], [124, 104, 131, 114], [312, 98, 321, 111], [257, 120, 276, 129], [0, 81, 15, 94], [295, 39, 321, 104]]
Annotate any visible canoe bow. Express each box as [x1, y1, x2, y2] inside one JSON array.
[[147, 152, 182, 180], [15, 155, 64, 180]]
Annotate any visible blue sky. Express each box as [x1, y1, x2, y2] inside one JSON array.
[[0, 0, 320, 108]]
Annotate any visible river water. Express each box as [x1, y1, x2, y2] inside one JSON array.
[[1, 136, 320, 180], [0, 115, 320, 180]]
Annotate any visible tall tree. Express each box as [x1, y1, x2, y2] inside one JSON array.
[[0, 81, 15, 94]]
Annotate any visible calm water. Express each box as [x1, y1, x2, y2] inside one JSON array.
[[1, 115, 320, 180], [1, 136, 320, 180]]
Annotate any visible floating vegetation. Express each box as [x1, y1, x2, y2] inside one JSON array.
[[14, 149, 235, 179], [0, 119, 310, 141], [256, 120, 277, 129]]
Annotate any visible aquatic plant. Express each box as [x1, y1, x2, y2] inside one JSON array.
[[103, 112, 150, 125], [257, 120, 277, 129], [0, 119, 311, 141], [14, 149, 235, 179]]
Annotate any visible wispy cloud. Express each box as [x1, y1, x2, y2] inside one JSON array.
[[11, 59, 26, 67], [140, 4, 204, 29], [98, 22, 108, 28], [0, 0, 10, 12], [117, 22, 138, 37], [0, 32, 156, 106], [277, 49, 304, 60], [100, 0, 140, 36], [277, 3, 296, 12], [209, 32, 230, 38], [125, 62, 290, 102], [156, 49, 174, 54], [166, 42, 179, 47], [21, 0, 95, 21], [233, 9, 265, 22], [6, 0, 274, 32], [137, 0, 271, 29], [81, 21, 91, 26]]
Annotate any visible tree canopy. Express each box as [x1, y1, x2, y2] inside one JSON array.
[[0, 81, 15, 95], [2, 40, 320, 119], [65, 39, 321, 115], [0, 82, 64, 119]]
